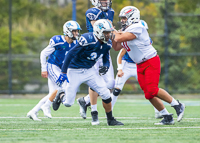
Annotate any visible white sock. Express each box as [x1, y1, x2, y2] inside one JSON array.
[[111, 93, 118, 110], [91, 104, 97, 112], [154, 107, 159, 113], [44, 99, 52, 107], [159, 108, 169, 115], [170, 98, 179, 106], [84, 94, 90, 105], [32, 95, 49, 113]]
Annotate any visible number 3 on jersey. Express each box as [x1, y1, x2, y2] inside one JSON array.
[[122, 42, 131, 52]]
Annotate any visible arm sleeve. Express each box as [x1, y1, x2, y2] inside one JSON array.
[[61, 43, 84, 73], [102, 51, 110, 68], [128, 27, 143, 38], [117, 49, 123, 65], [40, 44, 55, 72]]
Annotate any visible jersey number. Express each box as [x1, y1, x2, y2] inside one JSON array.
[[122, 42, 131, 52], [87, 52, 97, 60]]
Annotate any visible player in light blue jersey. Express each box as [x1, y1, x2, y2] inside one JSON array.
[[77, 0, 115, 120], [27, 20, 81, 121], [52, 19, 123, 126]]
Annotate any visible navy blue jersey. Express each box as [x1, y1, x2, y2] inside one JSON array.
[[47, 35, 77, 68], [61, 32, 112, 73], [86, 7, 114, 32], [122, 52, 135, 63]]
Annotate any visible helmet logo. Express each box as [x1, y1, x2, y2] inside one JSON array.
[[98, 23, 105, 30], [125, 9, 133, 14], [66, 22, 73, 27]]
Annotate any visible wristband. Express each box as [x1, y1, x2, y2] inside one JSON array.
[[117, 64, 122, 70]]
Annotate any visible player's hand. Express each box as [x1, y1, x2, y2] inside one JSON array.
[[99, 66, 109, 75], [117, 69, 124, 77], [41, 71, 48, 78], [110, 32, 115, 41], [56, 73, 69, 87]]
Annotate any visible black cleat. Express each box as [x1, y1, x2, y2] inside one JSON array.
[[154, 114, 175, 125], [52, 89, 65, 111], [172, 100, 185, 122], [107, 118, 124, 126], [91, 111, 99, 125], [77, 97, 88, 119]]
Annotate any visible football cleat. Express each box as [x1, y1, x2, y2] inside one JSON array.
[[154, 114, 174, 125], [91, 111, 100, 125], [172, 100, 185, 122], [107, 118, 124, 126], [52, 89, 65, 111], [41, 105, 52, 119], [77, 97, 88, 119], [27, 110, 41, 121]]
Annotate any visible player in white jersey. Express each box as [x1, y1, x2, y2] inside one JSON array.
[[26, 20, 81, 121], [111, 6, 185, 125], [111, 20, 163, 119], [77, 0, 115, 120]]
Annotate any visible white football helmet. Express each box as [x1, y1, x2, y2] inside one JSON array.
[[140, 20, 148, 30], [93, 19, 114, 43], [119, 6, 140, 27], [63, 20, 82, 40], [90, 0, 112, 11]]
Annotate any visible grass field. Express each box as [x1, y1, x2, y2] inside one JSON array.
[[0, 98, 200, 143]]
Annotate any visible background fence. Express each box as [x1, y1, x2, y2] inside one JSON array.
[[0, 0, 200, 95]]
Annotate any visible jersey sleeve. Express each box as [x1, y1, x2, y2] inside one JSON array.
[[85, 8, 100, 21], [128, 27, 143, 38], [40, 38, 56, 72], [102, 51, 110, 68], [78, 35, 89, 46], [61, 43, 84, 73]]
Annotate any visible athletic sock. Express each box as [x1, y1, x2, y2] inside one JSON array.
[[84, 94, 90, 105], [111, 93, 118, 110], [106, 111, 114, 120], [159, 108, 169, 115], [91, 104, 97, 112], [170, 98, 179, 106]]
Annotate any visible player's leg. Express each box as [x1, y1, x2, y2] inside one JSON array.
[[112, 63, 131, 110], [40, 64, 62, 118], [87, 67, 124, 126], [53, 68, 82, 110]]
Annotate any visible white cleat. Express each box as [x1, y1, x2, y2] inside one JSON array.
[[41, 105, 52, 119], [155, 112, 163, 119], [27, 110, 41, 121]]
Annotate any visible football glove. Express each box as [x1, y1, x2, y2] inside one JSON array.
[[99, 66, 109, 75], [56, 73, 69, 87]]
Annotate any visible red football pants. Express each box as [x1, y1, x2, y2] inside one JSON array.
[[136, 55, 160, 99]]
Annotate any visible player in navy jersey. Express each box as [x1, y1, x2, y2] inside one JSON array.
[[52, 19, 123, 126], [77, 0, 115, 120], [27, 20, 81, 121]]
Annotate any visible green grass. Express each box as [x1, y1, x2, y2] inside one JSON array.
[[0, 98, 200, 143]]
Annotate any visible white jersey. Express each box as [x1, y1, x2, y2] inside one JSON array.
[[122, 22, 157, 64]]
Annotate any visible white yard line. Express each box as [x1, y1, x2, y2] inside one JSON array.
[[0, 127, 200, 131], [0, 117, 200, 120]]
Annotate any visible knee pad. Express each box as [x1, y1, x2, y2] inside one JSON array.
[[102, 97, 112, 104], [113, 88, 121, 96]]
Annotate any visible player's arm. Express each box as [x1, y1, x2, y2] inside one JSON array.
[[61, 43, 84, 73], [40, 39, 55, 78], [90, 20, 96, 26], [117, 49, 126, 77], [99, 51, 110, 75]]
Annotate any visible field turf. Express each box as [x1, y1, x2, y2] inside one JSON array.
[[0, 98, 200, 143]]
